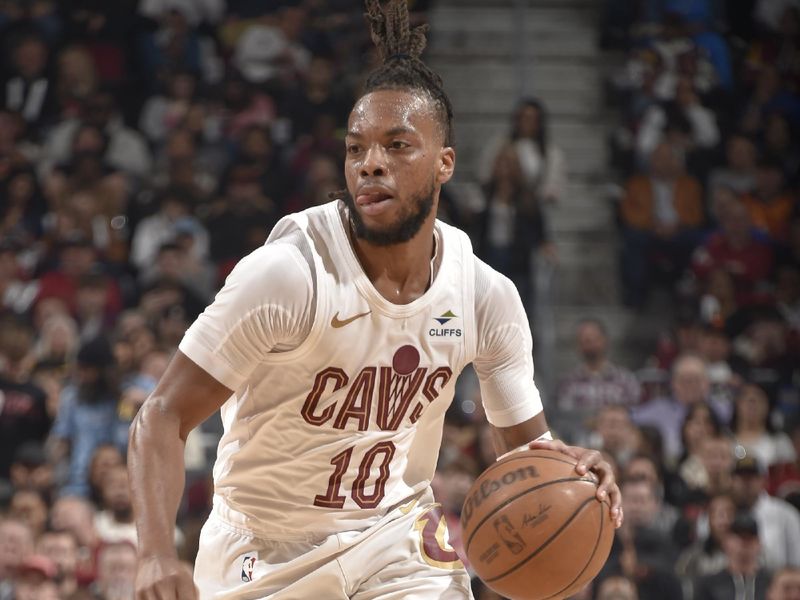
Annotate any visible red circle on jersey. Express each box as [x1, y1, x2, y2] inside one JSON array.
[[392, 345, 420, 375]]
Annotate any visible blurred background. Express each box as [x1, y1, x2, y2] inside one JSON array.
[[0, 0, 798, 599]]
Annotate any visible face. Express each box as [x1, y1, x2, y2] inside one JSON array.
[[9, 491, 48, 535], [723, 531, 761, 566], [699, 437, 733, 477], [576, 322, 607, 362], [731, 472, 765, 508], [736, 385, 769, 429], [344, 89, 454, 246], [727, 136, 756, 171], [622, 481, 658, 527], [671, 357, 710, 405], [708, 495, 735, 540], [101, 466, 132, 513], [90, 445, 124, 492], [515, 105, 541, 138], [624, 458, 660, 489], [0, 521, 33, 577], [38, 533, 78, 576], [684, 405, 715, 454], [97, 545, 137, 591], [596, 407, 633, 452]]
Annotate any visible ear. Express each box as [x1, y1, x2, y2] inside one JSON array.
[[437, 146, 456, 185]]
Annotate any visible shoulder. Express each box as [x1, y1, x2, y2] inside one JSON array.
[[226, 241, 312, 295]]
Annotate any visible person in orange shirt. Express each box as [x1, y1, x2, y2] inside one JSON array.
[[620, 140, 706, 308], [742, 157, 796, 243]]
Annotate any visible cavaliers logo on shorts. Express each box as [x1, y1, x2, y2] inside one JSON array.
[[240, 555, 256, 582]]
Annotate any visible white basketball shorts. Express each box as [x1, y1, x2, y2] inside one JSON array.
[[194, 495, 474, 599]]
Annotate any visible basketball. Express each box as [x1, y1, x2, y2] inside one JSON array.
[[460, 449, 614, 600]]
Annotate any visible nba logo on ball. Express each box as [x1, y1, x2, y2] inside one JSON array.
[[240, 555, 256, 582]]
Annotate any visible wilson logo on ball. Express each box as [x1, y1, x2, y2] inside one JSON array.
[[461, 465, 539, 528]]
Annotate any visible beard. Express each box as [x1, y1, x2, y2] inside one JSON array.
[[341, 181, 435, 246]]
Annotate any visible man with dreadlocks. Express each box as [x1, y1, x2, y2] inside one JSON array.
[[129, 2, 622, 598]]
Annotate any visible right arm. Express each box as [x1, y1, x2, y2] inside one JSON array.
[[129, 237, 314, 599], [129, 351, 232, 600]]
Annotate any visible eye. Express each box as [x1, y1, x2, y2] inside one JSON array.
[[390, 140, 409, 150], [346, 144, 361, 155]]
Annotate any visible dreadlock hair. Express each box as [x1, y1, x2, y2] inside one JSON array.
[[361, 0, 454, 147]]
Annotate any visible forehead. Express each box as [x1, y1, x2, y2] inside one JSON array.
[[349, 89, 439, 138]]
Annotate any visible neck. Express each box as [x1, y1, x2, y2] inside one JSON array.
[[349, 213, 439, 305], [584, 357, 607, 372]]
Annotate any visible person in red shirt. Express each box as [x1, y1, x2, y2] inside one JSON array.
[[692, 193, 774, 306]]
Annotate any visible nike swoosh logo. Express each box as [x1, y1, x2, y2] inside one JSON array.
[[331, 310, 371, 328]]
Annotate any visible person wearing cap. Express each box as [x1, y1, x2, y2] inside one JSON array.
[[731, 456, 800, 570], [49, 336, 121, 496], [694, 512, 772, 600]]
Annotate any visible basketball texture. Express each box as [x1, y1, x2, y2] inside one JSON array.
[[460, 449, 614, 600]]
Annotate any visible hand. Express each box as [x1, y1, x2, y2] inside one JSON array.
[[528, 439, 623, 528], [135, 555, 198, 600]]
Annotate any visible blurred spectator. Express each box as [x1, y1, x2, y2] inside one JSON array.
[[92, 541, 137, 600], [9, 487, 49, 538], [707, 134, 758, 202], [694, 512, 772, 600], [677, 402, 722, 482], [0, 167, 47, 247], [596, 575, 639, 600], [233, 9, 310, 87], [611, 521, 684, 600], [49, 495, 100, 587], [54, 45, 99, 120], [475, 143, 554, 308], [49, 336, 120, 496], [622, 477, 680, 540], [282, 54, 353, 141], [740, 157, 796, 244], [0, 518, 34, 584], [768, 418, 800, 510], [675, 493, 736, 598], [139, 69, 200, 145], [681, 433, 735, 501], [633, 354, 730, 462], [558, 318, 641, 414], [479, 98, 566, 205], [41, 89, 152, 180], [130, 186, 209, 273], [620, 141, 704, 308], [732, 384, 796, 469], [94, 464, 136, 546], [36, 235, 123, 320], [635, 77, 720, 164], [206, 161, 278, 265], [218, 70, 277, 140], [8, 442, 54, 495], [0, 324, 50, 479], [590, 405, 641, 468], [691, 194, 774, 307], [37, 529, 80, 598], [11, 554, 59, 600], [730, 456, 800, 569], [2, 33, 54, 128], [767, 567, 800, 600]]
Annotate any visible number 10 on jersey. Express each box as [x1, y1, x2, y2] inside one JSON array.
[[314, 441, 396, 509]]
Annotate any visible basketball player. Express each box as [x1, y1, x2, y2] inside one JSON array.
[[129, 2, 622, 598]]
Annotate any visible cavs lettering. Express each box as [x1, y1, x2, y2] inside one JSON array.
[[302, 345, 453, 510], [301, 345, 453, 432]]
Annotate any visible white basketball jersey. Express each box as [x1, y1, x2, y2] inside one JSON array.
[[180, 201, 539, 539]]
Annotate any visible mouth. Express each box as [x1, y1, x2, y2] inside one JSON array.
[[355, 189, 394, 216]]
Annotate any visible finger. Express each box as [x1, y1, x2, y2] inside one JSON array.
[[606, 483, 624, 528], [575, 450, 602, 476], [527, 438, 567, 452]]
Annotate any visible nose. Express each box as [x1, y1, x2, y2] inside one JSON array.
[[360, 144, 386, 178]]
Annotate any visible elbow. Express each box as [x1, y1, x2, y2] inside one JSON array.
[[128, 395, 185, 454]]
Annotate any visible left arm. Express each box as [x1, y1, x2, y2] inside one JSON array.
[[473, 263, 622, 527]]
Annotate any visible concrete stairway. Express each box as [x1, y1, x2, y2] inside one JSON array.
[[427, 0, 666, 398]]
